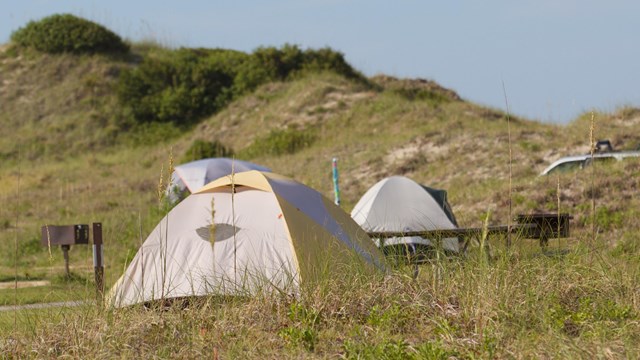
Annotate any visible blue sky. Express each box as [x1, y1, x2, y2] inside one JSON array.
[[3, 1, 640, 124]]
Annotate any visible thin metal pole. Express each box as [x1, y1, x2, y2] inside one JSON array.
[[93, 223, 104, 305], [62, 245, 71, 278], [332, 158, 341, 206]]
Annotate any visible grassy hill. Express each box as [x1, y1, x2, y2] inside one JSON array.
[[1, 24, 640, 357]]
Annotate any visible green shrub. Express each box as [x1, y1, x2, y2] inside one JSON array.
[[11, 14, 129, 54], [232, 44, 303, 94], [118, 44, 364, 125], [182, 139, 234, 162], [117, 48, 244, 125], [233, 45, 366, 94], [300, 47, 363, 80], [239, 127, 316, 158]]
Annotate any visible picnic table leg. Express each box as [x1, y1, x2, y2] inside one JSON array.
[[460, 235, 470, 254], [411, 244, 419, 279]]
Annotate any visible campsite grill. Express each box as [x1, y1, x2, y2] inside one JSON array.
[[41, 223, 105, 304], [515, 213, 572, 247], [41, 224, 89, 277], [40, 224, 89, 247]]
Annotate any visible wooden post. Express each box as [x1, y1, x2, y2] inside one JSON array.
[[61, 245, 71, 278], [93, 223, 104, 305]]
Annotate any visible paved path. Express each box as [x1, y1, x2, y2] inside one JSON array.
[[0, 300, 88, 312], [0, 280, 50, 290]]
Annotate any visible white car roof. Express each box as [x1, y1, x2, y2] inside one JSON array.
[[540, 151, 640, 175]]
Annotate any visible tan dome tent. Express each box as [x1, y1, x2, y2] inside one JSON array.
[[351, 176, 459, 257], [166, 158, 271, 202], [110, 171, 383, 307]]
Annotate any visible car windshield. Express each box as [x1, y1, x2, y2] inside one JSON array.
[[545, 159, 584, 175]]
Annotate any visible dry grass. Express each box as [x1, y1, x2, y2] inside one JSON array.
[[2, 247, 639, 358]]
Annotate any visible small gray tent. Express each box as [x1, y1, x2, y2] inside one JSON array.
[[351, 176, 459, 256], [166, 158, 271, 202]]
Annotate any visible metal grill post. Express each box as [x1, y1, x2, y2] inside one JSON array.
[[93, 223, 104, 305]]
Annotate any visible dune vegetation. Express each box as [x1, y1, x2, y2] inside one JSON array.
[[1, 15, 639, 358]]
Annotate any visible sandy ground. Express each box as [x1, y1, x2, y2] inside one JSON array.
[[0, 300, 87, 312], [0, 280, 50, 290]]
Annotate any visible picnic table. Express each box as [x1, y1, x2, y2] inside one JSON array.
[[367, 213, 572, 257]]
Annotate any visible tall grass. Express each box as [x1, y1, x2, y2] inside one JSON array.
[[2, 244, 638, 358]]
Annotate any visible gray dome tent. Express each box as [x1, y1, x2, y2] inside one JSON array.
[[351, 176, 459, 257], [166, 158, 271, 202]]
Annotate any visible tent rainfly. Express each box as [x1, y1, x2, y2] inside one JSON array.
[[109, 171, 384, 307], [166, 158, 271, 202], [351, 176, 460, 254]]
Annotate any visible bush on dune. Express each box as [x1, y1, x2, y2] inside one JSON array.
[[118, 44, 366, 126], [118, 48, 240, 125], [11, 14, 129, 55]]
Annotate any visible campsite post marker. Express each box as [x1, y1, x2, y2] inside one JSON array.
[[332, 158, 341, 206], [93, 222, 104, 305]]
